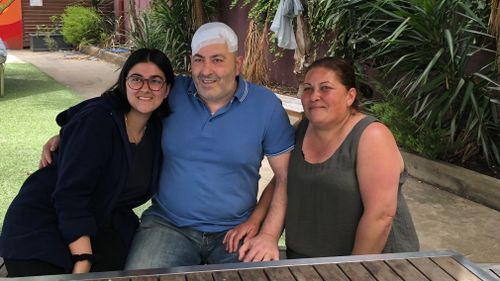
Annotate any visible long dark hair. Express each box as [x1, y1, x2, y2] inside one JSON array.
[[306, 57, 360, 111], [103, 48, 175, 117]]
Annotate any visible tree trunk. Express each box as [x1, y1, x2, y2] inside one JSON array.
[[491, 0, 500, 118], [490, 0, 499, 71], [294, 1, 314, 98], [192, 0, 205, 30], [243, 20, 268, 84]]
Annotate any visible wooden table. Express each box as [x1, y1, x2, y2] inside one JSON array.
[[1, 250, 497, 281]]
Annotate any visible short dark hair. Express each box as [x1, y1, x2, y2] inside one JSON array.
[[306, 57, 360, 110], [103, 48, 175, 117]]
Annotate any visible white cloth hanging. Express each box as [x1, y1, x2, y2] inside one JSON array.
[[270, 0, 303, 50]]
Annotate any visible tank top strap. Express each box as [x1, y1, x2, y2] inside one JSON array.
[[343, 115, 378, 153], [294, 115, 378, 155], [294, 118, 309, 149]]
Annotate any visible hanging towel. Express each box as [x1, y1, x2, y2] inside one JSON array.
[[270, 0, 303, 49]]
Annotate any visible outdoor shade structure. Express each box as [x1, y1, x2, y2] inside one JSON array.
[[1, 251, 496, 281]]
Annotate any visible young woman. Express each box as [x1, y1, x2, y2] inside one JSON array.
[[0, 48, 174, 276]]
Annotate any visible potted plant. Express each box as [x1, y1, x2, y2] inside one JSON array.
[[30, 16, 72, 52]]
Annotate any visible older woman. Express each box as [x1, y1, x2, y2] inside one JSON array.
[[232, 57, 419, 260], [0, 48, 174, 276], [285, 57, 419, 258]]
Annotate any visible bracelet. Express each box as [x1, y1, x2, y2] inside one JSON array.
[[71, 253, 94, 263]]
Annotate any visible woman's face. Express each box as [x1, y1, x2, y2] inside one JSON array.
[[125, 62, 170, 116], [301, 67, 356, 126]]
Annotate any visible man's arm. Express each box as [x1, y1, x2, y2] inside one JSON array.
[[223, 178, 275, 253], [238, 151, 290, 262]]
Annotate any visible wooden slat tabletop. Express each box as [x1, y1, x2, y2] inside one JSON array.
[[314, 263, 349, 280], [0, 251, 496, 281], [407, 257, 455, 280]]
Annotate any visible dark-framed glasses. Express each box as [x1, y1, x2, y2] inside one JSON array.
[[126, 75, 166, 91]]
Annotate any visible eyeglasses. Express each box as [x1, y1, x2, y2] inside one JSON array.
[[126, 75, 166, 91]]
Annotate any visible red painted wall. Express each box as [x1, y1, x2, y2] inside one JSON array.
[[0, 0, 23, 49]]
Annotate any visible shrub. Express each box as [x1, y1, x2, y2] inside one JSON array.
[[308, 0, 500, 166], [127, 0, 218, 72], [370, 97, 449, 160], [61, 5, 105, 46]]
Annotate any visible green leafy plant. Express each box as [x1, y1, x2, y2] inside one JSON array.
[[34, 16, 62, 51], [61, 5, 106, 46], [370, 97, 449, 159], [308, 0, 500, 166], [127, 0, 218, 72], [231, 0, 279, 25]]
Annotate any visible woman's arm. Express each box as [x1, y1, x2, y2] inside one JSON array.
[[69, 236, 92, 273], [352, 122, 403, 254], [52, 108, 114, 272]]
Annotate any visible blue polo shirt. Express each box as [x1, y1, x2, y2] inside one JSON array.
[[144, 75, 294, 232]]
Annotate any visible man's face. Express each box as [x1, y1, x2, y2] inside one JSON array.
[[191, 43, 243, 107]]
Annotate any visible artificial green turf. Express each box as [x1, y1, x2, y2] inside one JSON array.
[[0, 63, 82, 223]]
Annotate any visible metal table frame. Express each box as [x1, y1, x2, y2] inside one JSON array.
[[1, 250, 495, 281]]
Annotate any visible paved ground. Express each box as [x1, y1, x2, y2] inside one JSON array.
[[4, 49, 500, 264], [6, 50, 120, 99]]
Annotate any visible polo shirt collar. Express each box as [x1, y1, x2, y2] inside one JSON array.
[[187, 76, 249, 103]]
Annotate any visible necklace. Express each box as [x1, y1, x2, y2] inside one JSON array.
[[124, 115, 147, 144]]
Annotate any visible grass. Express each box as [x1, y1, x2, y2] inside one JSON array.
[[0, 63, 82, 223]]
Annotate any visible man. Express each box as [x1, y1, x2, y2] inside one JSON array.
[[125, 22, 294, 269], [41, 22, 294, 269]]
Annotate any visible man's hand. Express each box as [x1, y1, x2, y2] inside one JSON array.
[[39, 135, 60, 168], [223, 218, 260, 253], [238, 232, 279, 262]]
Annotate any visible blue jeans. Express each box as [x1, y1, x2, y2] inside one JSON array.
[[125, 215, 240, 270]]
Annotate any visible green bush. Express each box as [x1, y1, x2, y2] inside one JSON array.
[[127, 0, 218, 72], [61, 5, 105, 46], [308, 0, 499, 166], [370, 97, 449, 160]]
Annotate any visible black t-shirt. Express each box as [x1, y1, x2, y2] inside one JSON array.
[[117, 127, 154, 207]]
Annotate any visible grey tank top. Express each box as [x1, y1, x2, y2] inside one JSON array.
[[285, 115, 419, 258]]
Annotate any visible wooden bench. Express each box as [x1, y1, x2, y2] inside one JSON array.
[[1, 250, 495, 281]]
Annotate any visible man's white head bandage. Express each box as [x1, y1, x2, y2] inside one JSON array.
[[191, 22, 238, 55]]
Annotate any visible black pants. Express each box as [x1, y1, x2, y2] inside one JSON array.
[[91, 222, 128, 272], [5, 224, 128, 277]]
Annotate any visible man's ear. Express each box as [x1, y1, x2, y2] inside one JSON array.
[[235, 56, 244, 76]]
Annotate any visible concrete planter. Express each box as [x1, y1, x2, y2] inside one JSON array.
[[80, 45, 128, 66], [402, 152, 500, 211], [29, 34, 72, 52]]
